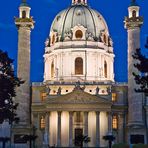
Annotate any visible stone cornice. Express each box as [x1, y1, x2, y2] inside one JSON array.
[[124, 16, 143, 29]]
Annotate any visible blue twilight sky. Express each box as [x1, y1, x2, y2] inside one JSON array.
[[0, 0, 148, 82]]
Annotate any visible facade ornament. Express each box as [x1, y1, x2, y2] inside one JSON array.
[[106, 86, 111, 95], [46, 86, 51, 95], [87, 32, 94, 41], [57, 87, 62, 95], [45, 38, 49, 47], [96, 86, 100, 96]]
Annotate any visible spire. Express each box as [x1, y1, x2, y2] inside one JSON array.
[[130, 0, 138, 6], [72, 0, 87, 5], [22, 0, 26, 3], [20, 0, 29, 7]]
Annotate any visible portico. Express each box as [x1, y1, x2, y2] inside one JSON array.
[[32, 88, 112, 147]]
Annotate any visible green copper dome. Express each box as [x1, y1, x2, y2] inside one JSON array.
[[130, 0, 138, 6], [20, 0, 29, 7], [50, 4, 109, 39]]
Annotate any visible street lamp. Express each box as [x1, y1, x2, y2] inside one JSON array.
[[103, 133, 115, 148]]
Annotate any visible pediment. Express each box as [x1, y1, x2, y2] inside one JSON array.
[[47, 88, 111, 105]]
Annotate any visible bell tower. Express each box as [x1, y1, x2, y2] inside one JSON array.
[[124, 0, 146, 144], [12, 0, 34, 146]]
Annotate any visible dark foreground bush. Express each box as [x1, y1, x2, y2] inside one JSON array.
[[133, 144, 148, 148], [112, 143, 129, 148]]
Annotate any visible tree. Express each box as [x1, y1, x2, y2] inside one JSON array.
[[132, 39, 148, 94], [0, 50, 23, 124], [74, 134, 90, 148]]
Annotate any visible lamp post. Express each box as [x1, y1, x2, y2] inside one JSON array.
[[103, 133, 115, 148]]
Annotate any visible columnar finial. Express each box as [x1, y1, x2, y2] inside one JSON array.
[[20, 0, 29, 7], [22, 0, 26, 3], [130, 0, 138, 6], [72, 0, 87, 5]]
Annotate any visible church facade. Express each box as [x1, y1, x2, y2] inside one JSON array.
[[11, 0, 148, 147]]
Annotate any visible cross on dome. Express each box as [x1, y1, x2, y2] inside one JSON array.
[[72, 0, 87, 5], [22, 0, 26, 3]]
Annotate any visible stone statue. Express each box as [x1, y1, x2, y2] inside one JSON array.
[[107, 87, 111, 95], [46, 86, 51, 95], [57, 87, 62, 95], [75, 81, 81, 89], [96, 86, 100, 96]]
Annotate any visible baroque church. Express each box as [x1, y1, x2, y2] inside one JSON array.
[[7, 0, 148, 147]]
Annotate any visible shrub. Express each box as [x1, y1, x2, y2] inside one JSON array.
[[112, 143, 129, 148], [133, 144, 148, 148]]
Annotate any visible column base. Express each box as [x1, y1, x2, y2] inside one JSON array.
[[127, 121, 145, 128], [127, 126, 147, 144], [11, 124, 35, 148]]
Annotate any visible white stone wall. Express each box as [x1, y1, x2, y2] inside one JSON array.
[[44, 46, 114, 82]]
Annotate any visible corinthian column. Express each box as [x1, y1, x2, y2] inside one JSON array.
[[96, 111, 100, 147], [69, 112, 73, 147], [84, 112, 88, 147], [57, 111, 61, 147]]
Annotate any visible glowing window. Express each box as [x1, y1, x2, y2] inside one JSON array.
[[40, 92, 46, 101], [112, 115, 118, 130], [112, 93, 117, 102], [75, 30, 83, 39], [40, 116, 45, 129], [104, 61, 107, 78], [75, 57, 83, 75]]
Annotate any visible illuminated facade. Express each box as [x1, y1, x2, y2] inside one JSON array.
[[10, 0, 147, 147]]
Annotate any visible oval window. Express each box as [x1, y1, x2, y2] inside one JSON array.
[[75, 30, 83, 39]]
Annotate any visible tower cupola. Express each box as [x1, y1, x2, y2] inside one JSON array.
[[19, 0, 31, 19], [128, 0, 140, 18], [72, 0, 87, 5]]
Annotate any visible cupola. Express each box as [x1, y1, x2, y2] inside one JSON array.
[[128, 0, 140, 18], [19, 0, 31, 19], [72, 0, 87, 5]]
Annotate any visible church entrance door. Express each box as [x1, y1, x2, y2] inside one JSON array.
[[74, 128, 83, 147]]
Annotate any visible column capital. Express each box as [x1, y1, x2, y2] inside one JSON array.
[[57, 111, 62, 116], [69, 111, 74, 116], [96, 111, 100, 115]]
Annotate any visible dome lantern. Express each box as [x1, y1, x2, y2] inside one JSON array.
[[72, 0, 87, 5]]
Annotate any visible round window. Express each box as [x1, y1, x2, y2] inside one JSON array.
[[75, 30, 83, 39]]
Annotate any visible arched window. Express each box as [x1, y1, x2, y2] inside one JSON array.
[[104, 34, 107, 43], [22, 11, 26, 19], [112, 115, 118, 130], [75, 30, 83, 39], [75, 57, 83, 75], [52, 35, 55, 44], [40, 116, 45, 129], [104, 61, 107, 78], [132, 10, 136, 18], [51, 61, 54, 78]]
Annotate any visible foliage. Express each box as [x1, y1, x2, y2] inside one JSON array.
[[112, 143, 129, 148], [0, 50, 23, 124], [132, 42, 148, 94], [74, 135, 90, 148], [133, 143, 148, 148]]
